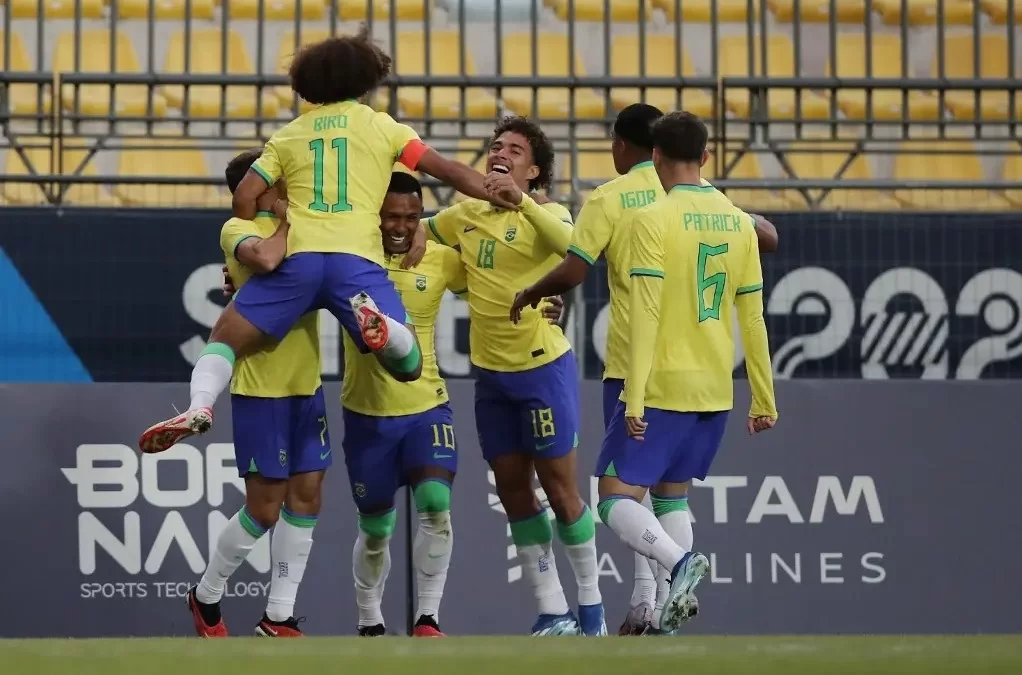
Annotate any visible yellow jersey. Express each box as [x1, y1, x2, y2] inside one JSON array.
[[341, 241, 467, 416], [426, 198, 573, 372], [571, 162, 717, 381], [220, 213, 322, 397], [623, 184, 777, 419], [251, 100, 425, 266]]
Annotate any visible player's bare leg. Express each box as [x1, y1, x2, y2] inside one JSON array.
[[596, 475, 709, 633], [353, 504, 396, 636], [535, 451, 606, 636], [407, 466, 456, 637], [139, 304, 268, 454], [189, 474, 287, 637], [491, 453, 578, 636]]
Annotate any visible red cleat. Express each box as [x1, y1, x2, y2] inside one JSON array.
[[350, 292, 390, 352], [139, 407, 213, 454], [186, 588, 227, 638], [255, 615, 304, 637], [412, 616, 445, 637]]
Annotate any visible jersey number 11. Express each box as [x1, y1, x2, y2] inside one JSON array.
[[308, 137, 353, 213]]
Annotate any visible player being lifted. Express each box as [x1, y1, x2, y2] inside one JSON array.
[[187, 150, 329, 638], [594, 111, 778, 633], [139, 29, 517, 454], [346, 173, 565, 637], [423, 117, 605, 636], [511, 104, 778, 635]]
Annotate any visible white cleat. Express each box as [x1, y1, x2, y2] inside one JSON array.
[[660, 552, 709, 633], [350, 291, 390, 352], [138, 407, 213, 454]]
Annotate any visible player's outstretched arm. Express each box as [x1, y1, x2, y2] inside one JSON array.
[[234, 219, 290, 275], [735, 238, 778, 429], [510, 255, 588, 323], [750, 214, 779, 253], [417, 148, 519, 210]]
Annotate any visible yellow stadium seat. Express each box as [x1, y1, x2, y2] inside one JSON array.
[[708, 152, 793, 211], [654, 0, 757, 21], [557, 140, 617, 201], [719, 35, 830, 120], [449, 138, 491, 204], [114, 139, 221, 207], [54, 31, 169, 118], [938, 34, 1015, 121], [546, 0, 653, 21], [162, 30, 280, 120], [6, 0, 102, 18], [0, 32, 47, 116], [337, 0, 427, 19], [394, 31, 498, 120], [875, 0, 974, 25], [831, 34, 941, 121], [499, 33, 607, 119], [3, 139, 118, 206], [781, 142, 902, 210], [609, 35, 715, 119], [228, 0, 325, 19], [118, 0, 215, 19], [982, 0, 1020, 23], [892, 141, 1011, 211], [1003, 153, 1022, 207], [768, 0, 869, 22]]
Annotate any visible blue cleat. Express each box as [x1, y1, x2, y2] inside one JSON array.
[[578, 603, 607, 636], [530, 612, 579, 636], [660, 552, 709, 633]]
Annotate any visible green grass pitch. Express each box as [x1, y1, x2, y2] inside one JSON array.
[[4, 636, 1021, 675]]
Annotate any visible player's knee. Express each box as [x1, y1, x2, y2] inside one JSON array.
[[286, 477, 323, 515], [357, 508, 397, 546], [544, 484, 584, 523], [496, 484, 542, 521], [244, 500, 282, 529], [413, 479, 451, 515]]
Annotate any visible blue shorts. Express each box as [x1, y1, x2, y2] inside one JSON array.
[[595, 403, 728, 487], [231, 387, 332, 480], [233, 252, 405, 353], [602, 378, 624, 430], [474, 351, 580, 462], [341, 403, 458, 512]]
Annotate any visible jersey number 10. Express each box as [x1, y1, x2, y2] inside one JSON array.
[[308, 137, 353, 213]]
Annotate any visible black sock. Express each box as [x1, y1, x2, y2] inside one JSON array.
[[194, 596, 222, 626], [416, 614, 439, 628]]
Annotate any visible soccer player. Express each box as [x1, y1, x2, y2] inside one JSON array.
[[186, 150, 329, 638], [423, 117, 605, 636], [510, 103, 779, 635], [595, 111, 778, 634], [138, 29, 517, 455]]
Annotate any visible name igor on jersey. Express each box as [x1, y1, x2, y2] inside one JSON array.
[[426, 199, 573, 372], [220, 213, 322, 397], [341, 241, 467, 417], [623, 184, 776, 418], [252, 100, 426, 266]]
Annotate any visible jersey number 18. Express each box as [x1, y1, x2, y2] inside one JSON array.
[[308, 137, 353, 213]]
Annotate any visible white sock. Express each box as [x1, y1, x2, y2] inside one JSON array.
[[189, 348, 234, 411], [556, 507, 602, 606], [381, 316, 415, 359], [413, 510, 453, 622], [630, 493, 657, 607], [265, 510, 316, 622], [352, 530, 392, 627], [195, 507, 266, 604], [602, 498, 685, 571], [517, 542, 570, 616], [653, 501, 693, 629]]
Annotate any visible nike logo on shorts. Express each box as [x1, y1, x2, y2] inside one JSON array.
[[320, 449, 332, 460], [433, 452, 453, 460], [536, 442, 555, 451]]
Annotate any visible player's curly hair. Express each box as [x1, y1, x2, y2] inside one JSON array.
[[288, 26, 391, 105], [225, 148, 262, 194], [491, 116, 554, 192]]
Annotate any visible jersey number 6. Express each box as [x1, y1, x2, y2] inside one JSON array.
[[697, 242, 728, 322]]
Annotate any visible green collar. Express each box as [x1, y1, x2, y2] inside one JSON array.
[[670, 183, 714, 193], [629, 160, 654, 173], [254, 210, 275, 218]]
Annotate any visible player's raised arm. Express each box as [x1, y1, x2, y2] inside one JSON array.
[[623, 210, 666, 424], [750, 213, 779, 253], [234, 219, 290, 275], [735, 221, 778, 428], [417, 148, 519, 211], [232, 141, 282, 221]]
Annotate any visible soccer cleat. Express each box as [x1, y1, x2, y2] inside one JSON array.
[[660, 552, 710, 633], [644, 595, 699, 636], [255, 614, 304, 637], [618, 602, 653, 636], [357, 624, 386, 637], [530, 612, 580, 636], [412, 615, 445, 637], [139, 407, 213, 454], [186, 587, 227, 638], [350, 292, 390, 352], [578, 603, 608, 636]]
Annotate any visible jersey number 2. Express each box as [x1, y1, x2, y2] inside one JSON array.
[[697, 242, 728, 322], [308, 138, 353, 213]]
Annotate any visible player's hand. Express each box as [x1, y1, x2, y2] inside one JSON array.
[[540, 295, 564, 325], [484, 171, 523, 209], [222, 265, 237, 300], [401, 225, 428, 269], [626, 416, 647, 441], [746, 416, 776, 435], [271, 198, 288, 221], [510, 287, 541, 324]]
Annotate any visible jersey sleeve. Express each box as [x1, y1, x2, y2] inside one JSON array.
[[423, 204, 462, 248], [441, 246, 468, 294], [520, 196, 573, 256], [250, 137, 282, 186], [567, 191, 610, 265], [737, 216, 764, 295], [623, 209, 667, 419], [735, 228, 777, 419], [219, 218, 261, 260], [376, 112, 428, 171]]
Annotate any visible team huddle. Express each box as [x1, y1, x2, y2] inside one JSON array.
[[137, 28, 779, 639]]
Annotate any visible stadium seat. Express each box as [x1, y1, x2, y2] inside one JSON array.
[[653, 0, 757, 22], [5, 0, 103, 18], [393, 31, 498, 120], [892, 141, 1011, 211], [559, 140, 617, 201], [831, 34, 941, 121], [3, 138, 118, 206], [781, 142, 902, 210], [114, 139, 221, 207], [0, 32, 47, 117], [227, 0, 326, 20], [608, 35, 715, 119], [499, 33, 607, 119], [708, 152, 793, 212], [1003, 153, 1022, 207], [54, 31, 169, 118], [118, 0, 215, 19], [336, 0, 429, 19], [981, 0, 1020, 23], [719, 35, 830, 120], [545, 0, 654, 21], [938, 34, 1015, 121], [162, 30, 280, 120], [768, 0, 869, 23], [874, 0, 974, 25], [447, 138, 491, 204]]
